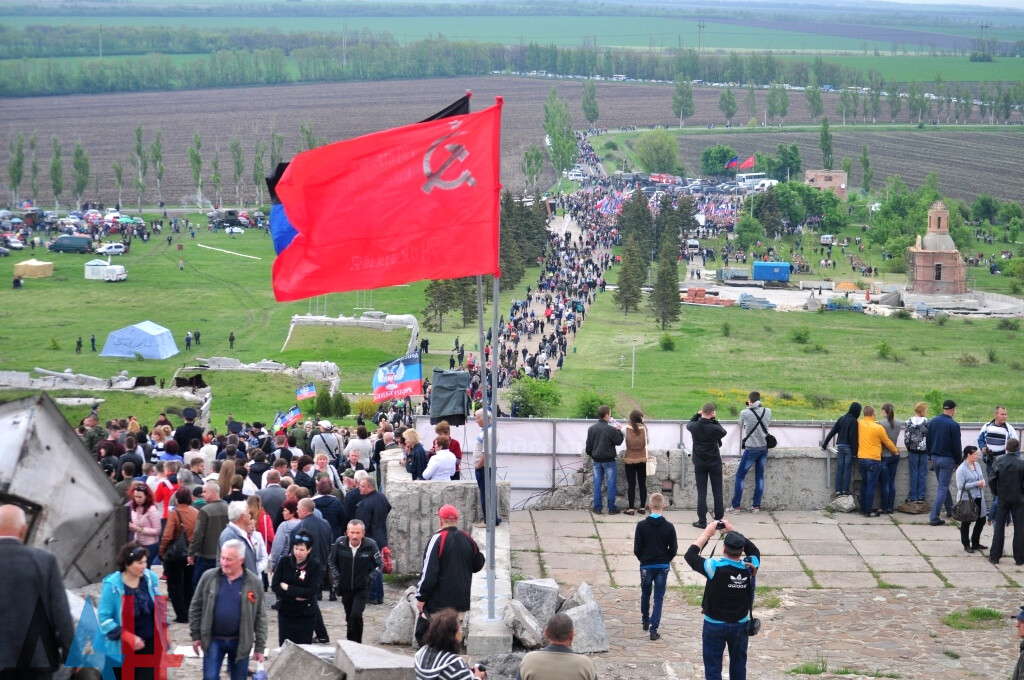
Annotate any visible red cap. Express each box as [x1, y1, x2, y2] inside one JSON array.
[[438, 504, 459, 520]]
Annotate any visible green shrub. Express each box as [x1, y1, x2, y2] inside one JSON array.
[[790, 327, 811, 345], [507, 377, 563, 417], [987, 348, 997, 363], [721, 322, 732, 337], [659, 333, 676, 351], [876, 341, 893, 359], [891, 309, 912, 320], [958, 353, 979, 367], [315, 392, 332, 418], [997, 319, 1020, 331], [604, 141, 619, 151], [1010, 280, 1022, 295], [353, 395, 377, 418], [332, 392, 351, 418], [49, 336, 60, 351], [573, 390, 616, 419], [935, 313, 949, 326]]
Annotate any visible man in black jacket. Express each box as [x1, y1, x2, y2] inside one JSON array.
[[990, 438, 1024, 566], [821, 402, 861, 497], [684, 519, 760, 680], [329, 519, 382, 643], [633, 493, 677, 641], [415, 505, 485, 644], [355, 476, 391, 605], [173, 407, 204, 455], [686, 403, 727, 529], [297, 498, 333, 643], [585, 405, 624, 515]]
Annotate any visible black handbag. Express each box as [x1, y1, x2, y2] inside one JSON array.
[[742, 408, 776, 450], [163, 509, 189, 563], [951, 483, 979, 523]]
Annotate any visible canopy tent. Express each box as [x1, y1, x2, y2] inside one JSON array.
[[84, 259, 108, 280], [13, 259, 53, 278], [100, 321, 179, 359]]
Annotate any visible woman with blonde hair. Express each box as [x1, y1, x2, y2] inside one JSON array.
[[904, 402, 929, 505], [623, 409, 649, 515], [401, 428, 428, 480]]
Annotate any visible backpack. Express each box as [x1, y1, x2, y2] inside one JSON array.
[[904, 419, 926, 451]]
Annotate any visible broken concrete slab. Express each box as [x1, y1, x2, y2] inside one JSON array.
[[512, 578, 560, 625], [558, 581, 596, 613], [334, 640, 416, 680], [564, 601, 609, 653], [268, 641, 343, 680], [379, 586, 418, 647], [502, 600, 545, 649]]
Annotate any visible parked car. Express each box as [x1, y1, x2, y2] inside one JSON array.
[[3, 236, 24, 249], [95, 243, 126, 255]]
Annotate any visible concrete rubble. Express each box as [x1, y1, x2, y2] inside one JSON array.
[[559, 581, 597, 612], [334, 640, 416, 680], [268, 641, 343, 680], [379, 586, 419, 647], [501, 599, 545, 649], [512, 578, 560, 625]]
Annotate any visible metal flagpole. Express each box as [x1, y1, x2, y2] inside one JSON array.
[[487, 275, 500, 619], [474, 275, 496, 619]]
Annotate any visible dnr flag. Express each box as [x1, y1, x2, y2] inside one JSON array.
[[372, 352, 423, 403], [724, 156, 739, 169], [275, 406, 302, 431], [296, 383, 317, 401]]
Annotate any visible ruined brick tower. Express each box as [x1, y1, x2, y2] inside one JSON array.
[[908, 201, 967, 295]]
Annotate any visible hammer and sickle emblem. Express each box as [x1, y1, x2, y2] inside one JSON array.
[[422, 131, 476, 193]]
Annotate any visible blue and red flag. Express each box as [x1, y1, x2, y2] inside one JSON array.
[[724, 156, 739, 169], [296, 383, 317, 401], [275, 406, 302, 430], [372, 352, 423, 403]]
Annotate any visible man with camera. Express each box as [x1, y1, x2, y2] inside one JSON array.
[[684, 519, 761, 680]]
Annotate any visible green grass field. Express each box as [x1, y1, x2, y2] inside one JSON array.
[[775, 54, 1024, 84], [0, 15, 931, 53]]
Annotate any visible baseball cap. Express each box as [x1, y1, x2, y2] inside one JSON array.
[[438, 504, 459, 521], [319, 420, 332, 429], [1012, 606, 1024, 623], [943, 399, 957, 410], [723, 532, 747, 551]]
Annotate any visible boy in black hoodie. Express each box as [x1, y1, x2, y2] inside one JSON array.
[[822, 401, 862, 497], [633, 493, 678, 641]]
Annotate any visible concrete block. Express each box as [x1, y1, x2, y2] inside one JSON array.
[[564, 601, 609, 653], [333, 640, 416, 680], [379, 586, 419, 647], [502, 600, 545, 649], [558, 581, 596, 612], [513, 578, 560, 625], [269, 641, 343, 680]]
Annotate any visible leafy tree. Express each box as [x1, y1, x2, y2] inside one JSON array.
[[28, 131, 39, 200], [617, 190, 654, 253], [753, 187, 783, 237], [650, 209, 681, 330], [522, 144, 544, 195], [7, 132, 24, 204], [860, 144, 872, 193], [230, 138, 244, 206], [210, 153, 222, 207], [112, 161, 123, 208], [299, 123, 326, 151], [805, 77, 824, 121], [614, 233, 645, 315], [49, 136, 63, 210], [251, 140, 266, 206], [887, 79, 902, 122], [701, 144, 737, 177], [841, 157, 853, 182], [581, 80, 599, 125], [634, 130, 678, 174], [150, 130, 164, 206], [72, 142, 89, 207], [869, 79, 883, 124], [188, 131, 203, 207], [733, 214, 764, 251], [971, 194, 999, 224], [718, 87, 738, 123], [773, 182, 806, 226], [506, 378, 562, 418], [422, 278, 460, 332], [270, 132, 284, 171], [818, 117, 834, 170], [766, 84, 789, 124], [776, 143, 802, 182], [672, 75, 695, 126], [838, 90, 854, 125], [131, 124, 148, 212], [544, 87, 576, 173], [745, 84, 757, 120], [997, 201, 1022, 226]]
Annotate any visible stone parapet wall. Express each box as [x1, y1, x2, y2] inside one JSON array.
[[380, 449, 510, 574]]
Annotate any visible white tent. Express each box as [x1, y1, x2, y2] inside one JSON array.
[[99, 321, 179, 359], [84, 259, 108, 280]]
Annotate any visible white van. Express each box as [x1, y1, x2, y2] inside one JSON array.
[[686, 239, 701, 255], [103, 265, 127, 282], [820, 234, 835, 246]]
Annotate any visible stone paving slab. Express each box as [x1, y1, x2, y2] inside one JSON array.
[[837, 523, 905, 539], [511, 550, 542, 579], [727, 522, 785, 539], [509, 531, 538, 551], [779, 523, 847, 540], [543, 551, 607, 572], [599, 538, 635, 555], [850, 538, 922, 555], [540, 537, 603, 554], [509, 510, 532, 524], [875, 571, 946, 588], [535, 521, 597, 538], [811, 570, 879, 588], [800, 553, 866, 572], [771, 510, 837, 522], [941, 564, 1011, 589], [899, 524, 961, 541], [594, 522, 636, 541], [530, 508, 595, 523], [758, 555, 804, 572], [749, 538, 795, 555], [916, 540, 984, 557], [862, 554, 935, 572], [546, 567, 606, 587], [610, 569, 642, 587], [755, 570, 814, 587], [788, 539, 860, 555]]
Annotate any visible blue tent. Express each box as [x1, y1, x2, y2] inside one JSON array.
[[99, 321, 179, 359]]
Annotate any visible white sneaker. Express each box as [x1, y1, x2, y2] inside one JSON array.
[[728, 506, 742, 514], [750, 507, 761, 514]]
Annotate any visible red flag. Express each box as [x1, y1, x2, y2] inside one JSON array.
[[739, 155, 756, 170], [273, 99, 503, 301]]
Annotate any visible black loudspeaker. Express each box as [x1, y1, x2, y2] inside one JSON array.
[[429, 368, 472, 426]]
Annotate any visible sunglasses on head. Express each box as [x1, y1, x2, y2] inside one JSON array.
[[130, 547, 147, 562], [293, 535, 312, 546]]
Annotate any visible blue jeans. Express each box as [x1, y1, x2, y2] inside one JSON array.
[[880, 455, 900, 511], [907, 451, 928, 501], [857, 459, 882, 514], [834, 444, 853, 494], [370, 570, 384, 603], [929, 456, 955, 523], [193, 556, 216, 589], [202, 638, 248, 680], [593, 460, 618, 512], [731, 448, 767, 509], [702, 620, 748, 680], [640, 567, 669, 633]]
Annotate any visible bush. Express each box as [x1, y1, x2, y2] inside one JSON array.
[[935, 313, 949, 326], [315, 392, 332, 418], [353, 395, 377, 419], [1010, 280, 1022, 295], [876, 341, 893, 359], [987, 348, 998, 363], [332, 392, 351, 418], [573, 390, 616, 419], [659, 333, 676, 351], [507, 378, 562, 418], [604, 140, 619, 151], [997, 319, 1020, 331], [721, 322, 732, 337], [49, 336, 60, 350], [923, 389, 943, 416], [790, 327, 811, 345], [958, 353, 979, 367], [891, 308, 913, 320]]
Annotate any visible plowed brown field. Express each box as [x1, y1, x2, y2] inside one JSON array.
[[1, 76, 1019, 206]]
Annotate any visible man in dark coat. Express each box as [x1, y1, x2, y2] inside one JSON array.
[[821, 401, 862, 497], [0, 505, 76, 679], [686, 403, 727, 529], [297, 498, 333, 643], [355, 476, 391, 605], [584, 405, 624, 515], [173, 407, 204, 454]]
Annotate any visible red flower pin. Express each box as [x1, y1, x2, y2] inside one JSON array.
[[247, 590, 256, 603]]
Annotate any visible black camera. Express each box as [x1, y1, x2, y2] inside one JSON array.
[[746, 617, 761, 636], [717, 521, 726, 530]]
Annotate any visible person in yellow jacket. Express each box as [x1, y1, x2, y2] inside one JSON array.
[[857, 405, 898, 518]]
